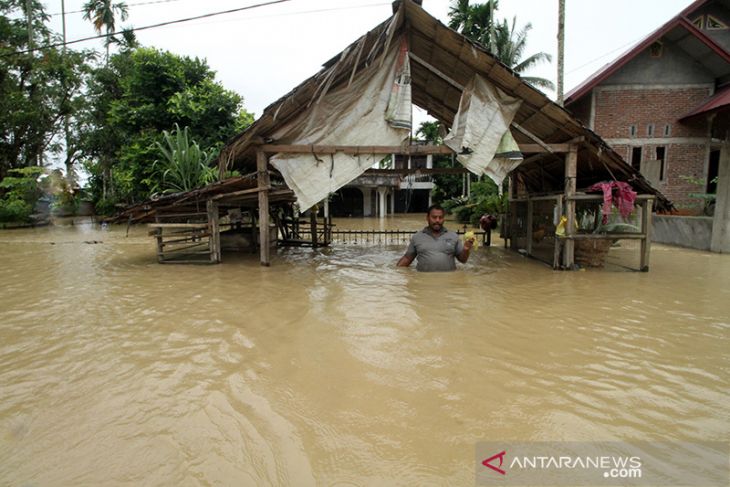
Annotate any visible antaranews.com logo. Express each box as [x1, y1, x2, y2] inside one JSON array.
[[475, 441, 728, 486]]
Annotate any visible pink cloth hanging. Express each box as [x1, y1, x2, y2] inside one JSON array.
[[588, 181, 637, 224]]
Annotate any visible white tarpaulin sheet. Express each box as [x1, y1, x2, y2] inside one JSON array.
[[269, 42, 410, 210], [444, 74, 523, 185]]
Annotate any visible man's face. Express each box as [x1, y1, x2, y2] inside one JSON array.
[[427, 209, 445, 232]]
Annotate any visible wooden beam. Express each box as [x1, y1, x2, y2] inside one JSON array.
[[512, 122, 554, 153], [365, 167, 469, 175], [410, 52, 464, 91], [210, 185, 270, 201], [261, 144, 454, 155], [526, 198, 534, 256], [260, 143, 569, 156], [553, 195, 563, 269], [206, 199, 221, 264], [257, 150, 271, 266], [640, 198, 653, 271], [562, 144, 578, 269], [519, 143, 571, 154]]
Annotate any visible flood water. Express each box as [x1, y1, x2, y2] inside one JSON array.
[[1, 216, 729, 486]]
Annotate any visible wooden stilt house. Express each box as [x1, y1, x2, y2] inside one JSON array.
[[120, 0, 671, 270]]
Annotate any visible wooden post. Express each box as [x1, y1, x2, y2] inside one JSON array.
[[563, 145, 578, 269], [553, 195, 563, 270], [640, 198, 653, 271], [310, 209, 318, 247], [207, 199, 220, 263], [526, 197, 534, 256], [257, 150, 271, 266]]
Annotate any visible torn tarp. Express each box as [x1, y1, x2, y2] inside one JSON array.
[[444, 74, 523, 185], [268, 38, 410, 211], [384, 37, 412, 130]]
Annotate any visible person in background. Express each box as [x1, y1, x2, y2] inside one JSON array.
[[397, 204, 475, 272]]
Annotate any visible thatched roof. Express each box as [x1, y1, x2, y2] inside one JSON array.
[[218, 0, 670, 209]]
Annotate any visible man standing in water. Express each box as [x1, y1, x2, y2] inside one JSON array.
[[397, 204, 475, 271]]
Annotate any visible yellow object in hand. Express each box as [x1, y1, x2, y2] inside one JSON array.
[[463, 230, 480, 249]]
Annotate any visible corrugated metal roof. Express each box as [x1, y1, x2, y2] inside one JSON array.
[[681, 84, 730, 119]]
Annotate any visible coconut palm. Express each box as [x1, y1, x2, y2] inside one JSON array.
[[492, 17, 554, 90], [447, 0, 554, 91], [82, 0, 129, 61], [448, 0, 499, 51]]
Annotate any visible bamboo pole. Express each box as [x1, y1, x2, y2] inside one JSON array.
[[257, 150, 271, 266]]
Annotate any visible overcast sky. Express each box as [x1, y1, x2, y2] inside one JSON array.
[[46, 0, 695, 118]]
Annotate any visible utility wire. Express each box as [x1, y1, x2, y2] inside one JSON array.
[[4, 0, 294, 56], [49, 0, 207, 17]]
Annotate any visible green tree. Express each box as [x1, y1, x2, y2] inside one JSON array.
[[0, 0, 92, 180], [448, 0, 498, 49], [448, 0, 553, 90], [82, 0, 129, 61], [80, 47, 248, 209], [492, 17, 554, 90]]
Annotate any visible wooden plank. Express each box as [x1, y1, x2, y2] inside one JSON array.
[[410, 52, 464, 91], [207, 199, 220, 264], [260, 143, 568, 156], [640, 199, 653, 271], [257, 150, 271, 266], [526, 198, 534, 256], [261, 144, 454, 155], [553, 195, 563, 269], [569, 233, 645, 240], [562, 145, 578, 269], [210, 186, 268, 201], [568, 194, 656, 201], [147, 223, 208, 228], [365, 167, 469, 175]]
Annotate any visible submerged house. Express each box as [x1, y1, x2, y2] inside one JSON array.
[[120, 0, 672, 269]]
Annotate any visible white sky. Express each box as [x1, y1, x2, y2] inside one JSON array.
[[45, 0, 695, 118]]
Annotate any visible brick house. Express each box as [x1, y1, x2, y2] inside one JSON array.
[[566, 0, 730, 213]]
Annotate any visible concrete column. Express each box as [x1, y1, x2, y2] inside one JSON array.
[[711, 143, 730, 252], [377, 187, 387, 218], [426, 154, 433, 169], [362, 187, 372, 217], [323, 198, 329, 219], [389, 190, 395, 214]]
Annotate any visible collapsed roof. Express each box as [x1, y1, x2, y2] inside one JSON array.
[[218, 0, 671, 210]]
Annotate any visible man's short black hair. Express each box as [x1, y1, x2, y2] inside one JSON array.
[[427, 204, 445, 215]]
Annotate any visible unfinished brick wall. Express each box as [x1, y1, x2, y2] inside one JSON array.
[[583, 87, 712, 212], [593, 87, 710, 138]]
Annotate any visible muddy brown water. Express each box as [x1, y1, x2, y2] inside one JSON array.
[[1, 216, 729, 485]]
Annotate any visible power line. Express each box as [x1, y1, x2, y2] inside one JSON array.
[[4, 0, 295, 57], [49, 0, 206, 17]]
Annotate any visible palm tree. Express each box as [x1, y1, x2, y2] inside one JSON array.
[[492, 17, 554, 90], [448, 0, 499, 51], [447, 0, 554, 91], [82, 0, 129, 61]]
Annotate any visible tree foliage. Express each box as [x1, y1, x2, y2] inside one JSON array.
[[80, 47, 251, 209], [0, 0, 93, 180], [154, 124, 216, 194], [448, 0, 553, 90]]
